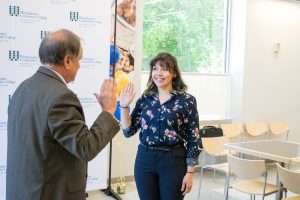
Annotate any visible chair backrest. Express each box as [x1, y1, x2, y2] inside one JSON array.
[[244, 122, 268, 139], [221, 124, 243, 139], [227, 153, 266, 180], [202, 136, 229, 156], [277, 163, 300, 195], [269, 121, 289, 140]]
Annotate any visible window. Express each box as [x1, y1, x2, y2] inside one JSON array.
[[142, 0, 229, 73]]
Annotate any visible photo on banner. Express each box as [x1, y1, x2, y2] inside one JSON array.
[[110, 0, 136, 120]]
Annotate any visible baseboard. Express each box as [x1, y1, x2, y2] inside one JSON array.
[[109, 175, 135, 184]]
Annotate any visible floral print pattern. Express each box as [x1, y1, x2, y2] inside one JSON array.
[[122, 91, 200, 166]]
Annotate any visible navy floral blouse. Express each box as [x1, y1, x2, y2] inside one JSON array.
[[122, 91, 201, 166]]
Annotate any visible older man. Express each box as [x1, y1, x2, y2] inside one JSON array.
[[6, 29, 120, 200]]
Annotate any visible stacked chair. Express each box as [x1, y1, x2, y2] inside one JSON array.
[[268, 121, 289, 141], [198, 123, 243, 199], [197, 121, 292, 199], [244, 122, 269, 141], [221, 123, 243, 142]]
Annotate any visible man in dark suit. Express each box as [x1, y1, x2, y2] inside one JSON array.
[[6, 29, 120, 200]]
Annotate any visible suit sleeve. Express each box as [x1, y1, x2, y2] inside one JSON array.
[[47, 92, 120, 161]]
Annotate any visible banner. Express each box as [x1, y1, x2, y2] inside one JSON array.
[[0, 0, 112, 198], [111, 0, 136, 120]]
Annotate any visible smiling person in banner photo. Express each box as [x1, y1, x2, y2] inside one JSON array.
[[119, 52, 201, 200], [6, 29, 120, 200]]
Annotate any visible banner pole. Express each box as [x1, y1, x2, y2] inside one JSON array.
[[101, 0, 122, 199]]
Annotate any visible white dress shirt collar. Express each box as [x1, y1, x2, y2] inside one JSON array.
[[42, 66, 67, 85]]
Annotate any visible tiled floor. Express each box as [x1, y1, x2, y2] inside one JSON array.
[[87, 165, 290, 200]]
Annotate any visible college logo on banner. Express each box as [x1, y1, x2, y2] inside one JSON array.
[[0, 121, 7, 131], [8, 50, 39, 67], [0, 32, 16, 43], [0, 77, 16, 87], [78, 97, 98, 108], [80, 57, 101, 68], [70, 11, 79, 22], [9, 50, 20, 61], [50, 0, 76, 5], [0, 165, 6, 175], [40, 31, 50, 39], [9, 5, 20, 16], [8, 6, 47, 23], [69, 11, 101, 28]]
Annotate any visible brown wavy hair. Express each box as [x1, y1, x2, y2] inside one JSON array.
[[144, 52, 187, 94]]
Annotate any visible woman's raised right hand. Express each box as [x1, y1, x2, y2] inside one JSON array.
[[119, 82, 136, 107]]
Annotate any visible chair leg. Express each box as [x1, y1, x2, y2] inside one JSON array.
[[225, 174, 230, 200], [223, 176, 227, 194], [285, 190, 287, 198], [213, 169, 216, 182], [223, 172, 230, 195], [213, 157, 216, 182], [197, 166, 204, 199]]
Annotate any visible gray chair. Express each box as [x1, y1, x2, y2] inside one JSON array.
[[277, 163, 300, 200], [226, 153, 278, 200], [197, 136, 230, 199]]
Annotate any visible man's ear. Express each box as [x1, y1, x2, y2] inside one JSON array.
[[64, 55, 72, 70]]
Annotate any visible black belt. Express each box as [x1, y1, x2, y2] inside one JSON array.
[[139, 143, 183, 152]]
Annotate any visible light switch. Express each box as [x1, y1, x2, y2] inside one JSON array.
[[273, 42, 280, 53]]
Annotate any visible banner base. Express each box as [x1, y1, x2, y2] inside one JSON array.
[[101, 187, 122, 200]]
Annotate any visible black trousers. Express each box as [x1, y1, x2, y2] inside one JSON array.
[[134, 144, 187, 200]]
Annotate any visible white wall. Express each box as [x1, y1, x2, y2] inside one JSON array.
[[228, 0, 247, 122], [229, 0, 300, 142]]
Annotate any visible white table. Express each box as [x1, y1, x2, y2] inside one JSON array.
[[224, 140, 300, 165], [224, 140, 300, 199]]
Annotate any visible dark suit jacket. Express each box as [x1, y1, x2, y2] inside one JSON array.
[[6, 67, 120, 200]]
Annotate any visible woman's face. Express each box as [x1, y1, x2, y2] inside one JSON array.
[[151, 62, 174, 91]]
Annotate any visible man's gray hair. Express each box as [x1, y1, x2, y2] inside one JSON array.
[[39, 29, 81, 65]]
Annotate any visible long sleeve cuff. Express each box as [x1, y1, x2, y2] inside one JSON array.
[[187, 157, 199, 166]]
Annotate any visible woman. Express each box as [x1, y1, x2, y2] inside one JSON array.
[[120, 52, 200, 200]]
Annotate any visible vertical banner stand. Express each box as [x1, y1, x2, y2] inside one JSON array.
[[101, 0, 122, 199]]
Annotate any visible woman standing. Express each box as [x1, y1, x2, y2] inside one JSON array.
[[120, 52, 200, 200]]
